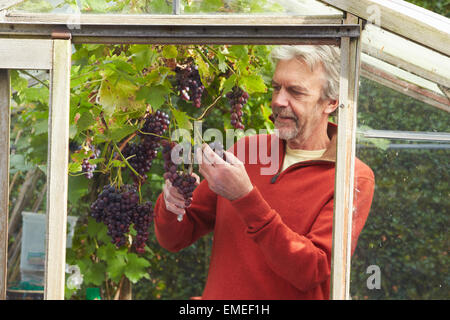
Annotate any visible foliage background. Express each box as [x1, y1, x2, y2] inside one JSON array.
[[6, 0, 449, 300]]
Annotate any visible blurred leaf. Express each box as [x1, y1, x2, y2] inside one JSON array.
[[240, 74, 267, 94], [124, 253, 151, 283]]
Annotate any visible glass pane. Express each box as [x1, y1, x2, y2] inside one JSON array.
[[9, 0, 343, 16], [362, 23, 450, 88], [182, 0, 341, 15], [350, 77, 450, 300], [7, 69, 49, 300]]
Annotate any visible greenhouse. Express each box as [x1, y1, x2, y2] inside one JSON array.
[[0, 0, 448, 302]]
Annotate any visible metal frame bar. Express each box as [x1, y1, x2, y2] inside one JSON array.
[[0, 23, 360, 45], [0, 38, 53, 70], [331, 14, 362, 300], [361, 62, 450, 113], [44, 39, 71, 300], [359, 129, 450, 142], [1, 12, 344, 24]]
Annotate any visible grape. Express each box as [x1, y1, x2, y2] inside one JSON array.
[[226, 86, 249, 130], [90, 184, 154, 252], [81, 146, 100, 179], [161, 140, 197, 208], [174, 63, 205, 108], [122, 110, 170, 183]]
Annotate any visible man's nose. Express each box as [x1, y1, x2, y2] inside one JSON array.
[[271, 88, 289, 108]]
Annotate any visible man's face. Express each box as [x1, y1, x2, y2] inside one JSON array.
[[271, 58, 330, 145]]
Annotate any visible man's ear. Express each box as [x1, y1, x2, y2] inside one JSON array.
[[324, 99, 339, 115]]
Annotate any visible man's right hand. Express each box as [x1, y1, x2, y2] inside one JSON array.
[[162, 173, 200, 218]]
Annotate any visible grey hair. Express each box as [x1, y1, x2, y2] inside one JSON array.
[[270, 45, 340, 101]]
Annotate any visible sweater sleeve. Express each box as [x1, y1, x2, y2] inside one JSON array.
[[154, 178, 217, 252], [230, 176, 374, 293]]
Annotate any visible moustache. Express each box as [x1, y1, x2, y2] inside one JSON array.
[[272, 107, 298, 121]]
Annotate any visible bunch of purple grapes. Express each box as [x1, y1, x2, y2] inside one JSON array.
[[90, 184, 154, 252], [161, 140, 197, 207], [174, 64, 205, 108], [122, 110, 170, 182], [226, 86, 249, 130], [132, 201, 154, 254], [81, 147, 100, 179]]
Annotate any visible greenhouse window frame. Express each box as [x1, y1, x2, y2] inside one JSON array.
[[5, 8, 445, 301]]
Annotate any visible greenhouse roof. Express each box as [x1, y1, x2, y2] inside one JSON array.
[[0, 0, 449, 111]]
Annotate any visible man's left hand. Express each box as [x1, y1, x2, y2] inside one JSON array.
[[196, 143, 253, 201]]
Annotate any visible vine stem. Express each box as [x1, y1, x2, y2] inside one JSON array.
[[20, 70, 49, 88], [112, 132, 137, 161], [137, 130, 170, 140], [195, 89, 224, 121], [204, 45, 236, 75], [113, 141, 143, 180], [194, 47, 219, 73]]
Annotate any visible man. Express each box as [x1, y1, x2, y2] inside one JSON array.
[[154, 45, 375, 300]]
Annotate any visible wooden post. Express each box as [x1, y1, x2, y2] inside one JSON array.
[[0, 69, 10, 300], [44, 39, 71, 300], [331, 14, 362, 300]]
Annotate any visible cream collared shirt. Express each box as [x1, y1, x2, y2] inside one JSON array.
[[281, 144, 326, 172]]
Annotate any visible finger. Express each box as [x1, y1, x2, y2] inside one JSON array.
[[202, 143, 227, 165], [166, 201, 186, 216], [165, 179, 181, 200], [223, 150, 241, 166], [195, 146, 210, 165], [190, 172, 201, 185], [196, 146, 215, 178], [166, 179, 186, 201], [164, 181, 186, 207]]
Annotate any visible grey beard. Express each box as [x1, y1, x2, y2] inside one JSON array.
[[274, 121, 299, 140]]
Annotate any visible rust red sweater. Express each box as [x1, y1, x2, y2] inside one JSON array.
[[154, 123, 375, 300]]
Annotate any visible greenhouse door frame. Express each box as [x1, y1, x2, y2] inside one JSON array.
[[0, 16, 362, 300], [0, 37, 72, 300]]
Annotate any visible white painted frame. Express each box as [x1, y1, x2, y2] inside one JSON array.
[[0, 38, 71, 300], [319, 0, 450, 56]]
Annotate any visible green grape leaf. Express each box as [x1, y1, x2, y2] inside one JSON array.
[[229, 45, 249, 61], [162, 45, 178, 59], [76, 111, 95, 131], [221, 74, 237, 94], [136, 85, 170, 109], [240, 74, 267, 94], [10, 70, 28, 92], [108, 123, 138, 142], [106, 251, 127, 282], [68, 175, 90, 205], [172, 109, 193, 131], [33, 118, 48, 135], [83, 261, 106, 286], [130, 45, 158, 72], [124, 253, 151, 283], [68, 162, 82, 174], [97, 72, 141, 116], [216, 51, 228, 73]]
